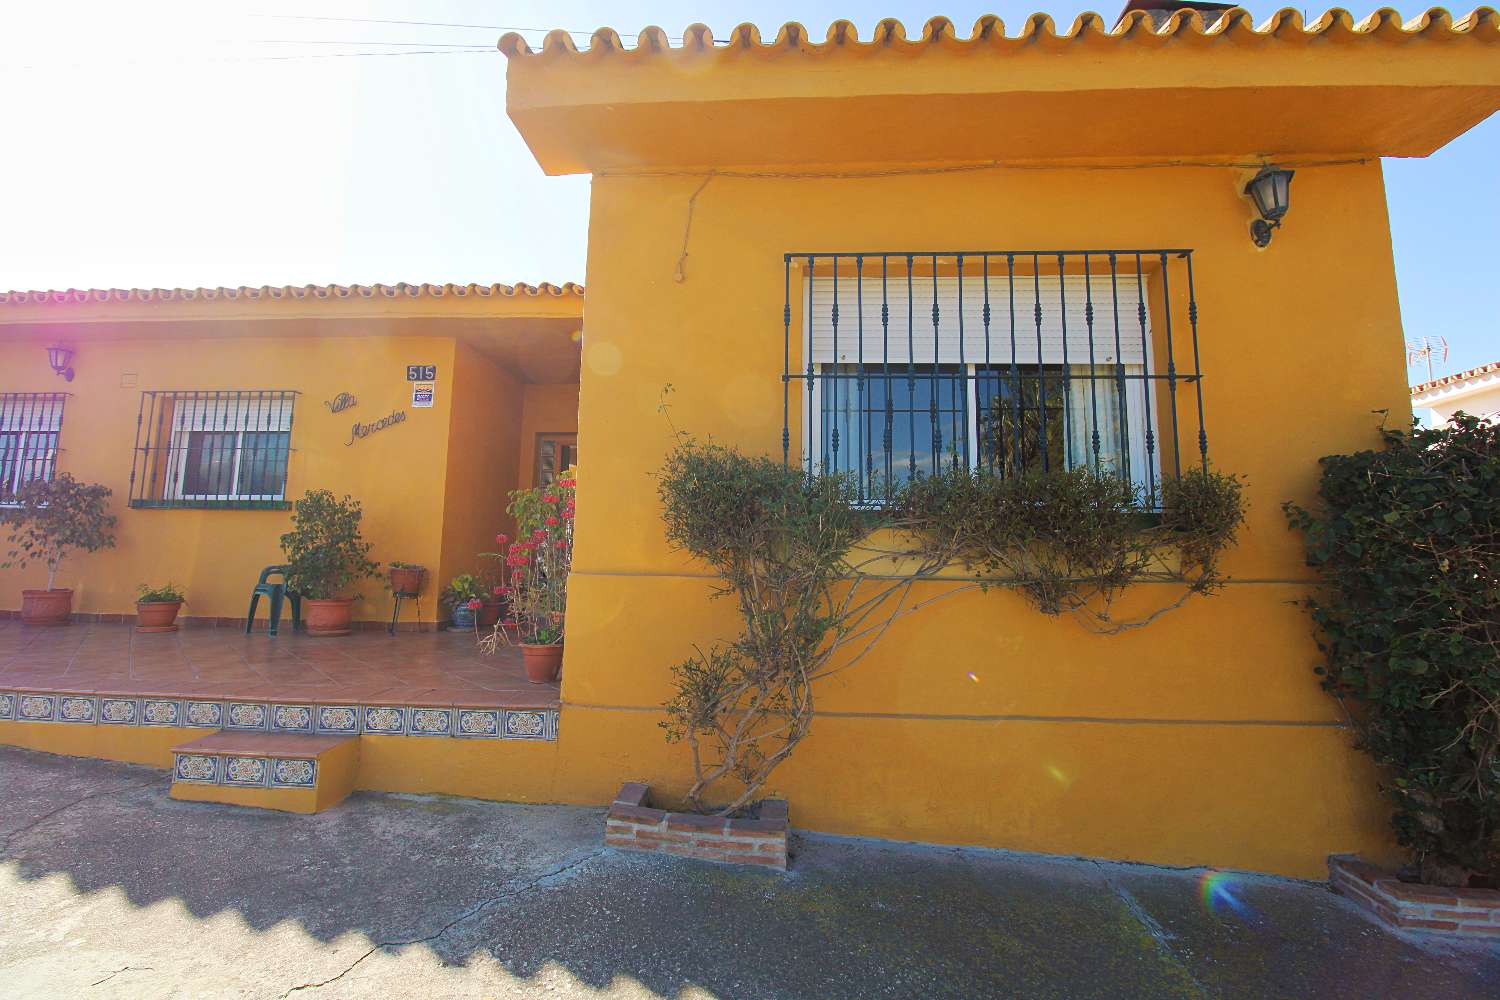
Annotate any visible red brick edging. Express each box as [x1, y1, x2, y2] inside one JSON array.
[[605, 782, 788, 870], [1330, 854, 1500, 939]]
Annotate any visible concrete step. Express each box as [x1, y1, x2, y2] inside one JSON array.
[[170, 731, 359, 813]]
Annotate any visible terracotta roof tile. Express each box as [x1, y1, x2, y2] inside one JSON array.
[[0, 281, 583, 306], [497, 7, 1500, 58], [1411, 360, 1500, 395]]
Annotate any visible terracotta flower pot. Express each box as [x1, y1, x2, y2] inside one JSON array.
[[389, 566, 425, 596], [135, 601, 183, 633], [521, 642, 563, 684], [304, 597, 355, 637], [20, 589, 73, 626], [477, 598, 507, 628]]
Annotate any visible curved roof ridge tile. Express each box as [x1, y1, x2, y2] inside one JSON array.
[[497, 7, 1500, 58], [0, 282, 585, 305]]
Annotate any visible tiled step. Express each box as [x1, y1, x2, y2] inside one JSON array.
[[170, 731, 359, 814]]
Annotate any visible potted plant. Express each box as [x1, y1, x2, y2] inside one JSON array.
[[442, 574, 485, 629], [481, 475, 575, 682], [279, 490, 380, 637], [135, 582, 185, 633], [1, 474, 118, 625], [388, 561, 426, 596]]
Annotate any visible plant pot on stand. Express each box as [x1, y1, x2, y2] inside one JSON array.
[[21, 589, 73, 626]]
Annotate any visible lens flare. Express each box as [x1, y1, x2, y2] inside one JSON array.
[[1198, 871, 1253, 920], [966, 671, 980, 683]]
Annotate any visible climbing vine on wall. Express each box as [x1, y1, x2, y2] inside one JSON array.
[[657, 429, 1245, 815]]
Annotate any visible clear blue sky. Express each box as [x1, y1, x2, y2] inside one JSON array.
[[2, 2, 1495, 379]]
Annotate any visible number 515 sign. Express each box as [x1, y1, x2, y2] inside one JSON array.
[[406, 364, 437, 381]]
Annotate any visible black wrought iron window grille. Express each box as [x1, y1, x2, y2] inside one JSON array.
[[129, 390, 298, 509], [782, 250, 1208, 510], [0, 392, 67, 504]]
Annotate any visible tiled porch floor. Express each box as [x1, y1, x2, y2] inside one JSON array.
[[0, 620, 558, 709]]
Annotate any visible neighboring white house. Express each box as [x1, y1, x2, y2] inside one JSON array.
[[1411, 361, 1500, 427]]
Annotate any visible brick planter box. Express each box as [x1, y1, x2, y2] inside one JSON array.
[[1329, 854, 1500, 940], [605, 782, 788, 870]]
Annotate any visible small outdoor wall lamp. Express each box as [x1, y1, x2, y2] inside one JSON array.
[[1245, 165, 1295, 247], [46, 344, 75, 382]]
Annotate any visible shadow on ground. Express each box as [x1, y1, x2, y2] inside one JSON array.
[[1, 746, 1496, 999]]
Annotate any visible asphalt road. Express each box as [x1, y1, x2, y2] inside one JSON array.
[[1, 746, 1495, 999]]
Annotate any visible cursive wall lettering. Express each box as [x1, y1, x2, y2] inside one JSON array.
[[346, 409, 406, 446]]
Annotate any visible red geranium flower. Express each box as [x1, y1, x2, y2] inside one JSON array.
[[466, 598, 483, 610], [495, 533, 509, 545], [493, 586, 507, 596], [532, 529, 547, 540], [543, 494, 559, 504], [545, 516, 560, 526]]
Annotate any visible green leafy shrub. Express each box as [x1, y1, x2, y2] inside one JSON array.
[[1, 474, 117, 590], [278, 490, 379, 600], [1286, 414, 1500, 886], [137, 582, 185, 604]]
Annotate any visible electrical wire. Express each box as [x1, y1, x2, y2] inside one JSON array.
[[249, 12, 688, 43]]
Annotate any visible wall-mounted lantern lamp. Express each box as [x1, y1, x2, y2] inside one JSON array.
[[1245, 165, 1294, 247], [46, 344, 75, 382]]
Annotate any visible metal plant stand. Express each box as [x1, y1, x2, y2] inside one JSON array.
[[388, 591, 422, 635]]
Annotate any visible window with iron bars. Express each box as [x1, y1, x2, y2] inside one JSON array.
[[128, 390, 298, 509], [783, 251, 1208, 509], [0, 393, 67, 504]]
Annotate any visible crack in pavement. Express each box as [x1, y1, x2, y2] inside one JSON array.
[[2, 775, 160, 855], [280, 847, 608, 997], [89, 966, 155, 988], [1096, 863, 1209, 999]]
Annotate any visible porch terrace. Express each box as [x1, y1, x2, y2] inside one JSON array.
[[0, 620, 559, 738]]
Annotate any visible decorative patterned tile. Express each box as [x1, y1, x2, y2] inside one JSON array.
[[0, 692, 14, 720], [455, 709, 500, 739], [408, 707, 453, 737], [17, 694, 56, 722], [222, 755, 268, 787], [184, 700, 224, 728], [225, 702, 268, 731], [503, 709, 547, 740], [99, 698, 139, 725], [316, 705, 359, 734], [362, 705, 405, 735], [140, 699, 181, 727], [272, 704, 314, 733], [56, 696, 97, 724], [271, 758, 316, 788], [173, 753, 219, 784], [548, 709, 560, 740]]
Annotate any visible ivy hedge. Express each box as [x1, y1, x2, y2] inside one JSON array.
[[1286, 414, 1499, 886]]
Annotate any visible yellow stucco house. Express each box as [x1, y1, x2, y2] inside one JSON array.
[[3, 7, 1498, 879], [0, 282, 583, 627]]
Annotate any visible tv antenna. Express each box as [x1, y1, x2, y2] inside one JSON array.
[[1406, 336, 1449, 381]]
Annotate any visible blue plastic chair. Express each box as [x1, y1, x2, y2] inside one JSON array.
[[245, 565, 301, 636]]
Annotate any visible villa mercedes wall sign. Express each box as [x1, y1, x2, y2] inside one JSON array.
[[324, 392, 357, 414], [346, 409, 406, 446]]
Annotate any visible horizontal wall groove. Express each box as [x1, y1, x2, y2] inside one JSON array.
[[572, 569, 1321, 586], [562, 702, 1344, 728]]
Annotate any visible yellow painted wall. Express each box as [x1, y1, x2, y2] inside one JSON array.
[[0, 333, 458, 623], [437, 341, 525, 603], [554, 159, 1411, 877], [516, 383, 580, 490]]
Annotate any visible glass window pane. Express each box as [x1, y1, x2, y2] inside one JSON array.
[[0, 432, 19, 499], [822, 364, 965, 500], [236, 431, 290, 497], [182, 431, 237, 496]]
